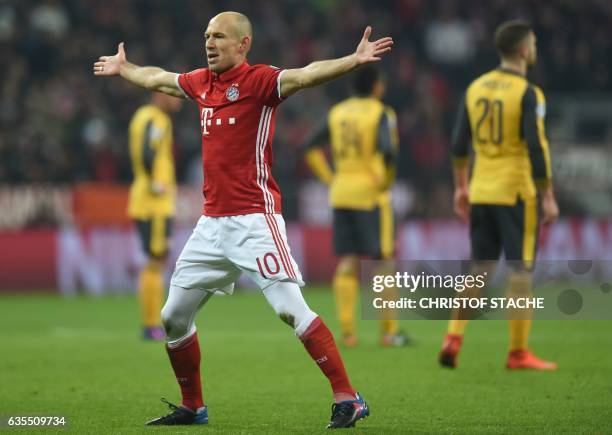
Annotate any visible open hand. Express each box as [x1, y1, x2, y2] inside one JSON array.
[[354, 26, 393, 65], [93, 42, 127, 76]]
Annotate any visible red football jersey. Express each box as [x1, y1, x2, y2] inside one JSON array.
[[176, 61, 286, 216]]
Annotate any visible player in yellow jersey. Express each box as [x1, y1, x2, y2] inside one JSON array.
[[128, 92, 182, 340], [304, 66, 408, 347], [439, 20, 559, 369]]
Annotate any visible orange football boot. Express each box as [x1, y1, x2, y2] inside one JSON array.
[[439, 333, 463, 368], [341, 333, 358, 347], [506, 349, 557, 370]]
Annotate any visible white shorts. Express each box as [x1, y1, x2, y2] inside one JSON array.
[[170, 213, 304, 292]]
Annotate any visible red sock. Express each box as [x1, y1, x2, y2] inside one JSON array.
[[166, 333, 204, 411], [300, 317, 356, 399]]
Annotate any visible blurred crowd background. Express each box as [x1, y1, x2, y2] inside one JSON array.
[[2, 0, 612, 221]]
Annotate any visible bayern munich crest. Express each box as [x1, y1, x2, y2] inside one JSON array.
[[225, 86, 239, 102]]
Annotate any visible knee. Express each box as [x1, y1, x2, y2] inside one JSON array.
[[336, 256, 359, 276], [268, 298, 297, 327], [263, 281, 319, 332], [278, 312, 296, 328], [145, 257, 165, 271], [161, 303, 189, 337], [267, 294, 311, 329], [274, 300, 318, 333], [508, 271, 533, 296], [160, 303, 174, 333]]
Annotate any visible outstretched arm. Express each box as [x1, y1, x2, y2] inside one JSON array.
[[279, 26, 393, 98], [93, 42, 184, 98]]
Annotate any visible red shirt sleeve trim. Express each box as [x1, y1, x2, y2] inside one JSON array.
[[175, 74, 191, 99], [276, 69, 286, 100]]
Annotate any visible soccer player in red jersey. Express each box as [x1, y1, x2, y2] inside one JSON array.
[[94, 11, 392, 429]]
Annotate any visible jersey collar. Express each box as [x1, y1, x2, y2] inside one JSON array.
[[213, 61, 249, 83], [496, 66, 525, 77]]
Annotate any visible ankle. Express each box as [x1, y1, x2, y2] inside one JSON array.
[[333, 391, 356, 403], [181, 400, 204, 412]]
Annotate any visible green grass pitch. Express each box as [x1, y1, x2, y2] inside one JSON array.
[[1, 287, 611, 434]]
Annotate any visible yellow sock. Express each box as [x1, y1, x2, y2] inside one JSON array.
[[332, 272, 358, 336], [380, 319, 399, 335], [446, 263, 492, 336], [507, 272, 533, 351], [509, 319, 532, 351], [447, 319, 468, 335], [379, 283, 399, 335], [139, 264, 164, 327]]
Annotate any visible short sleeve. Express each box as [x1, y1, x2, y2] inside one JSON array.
[[251, 65, 286, 107], [177, 68, 209, 100]]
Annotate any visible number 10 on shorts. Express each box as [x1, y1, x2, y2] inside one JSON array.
[[256, 252, 280, 278]]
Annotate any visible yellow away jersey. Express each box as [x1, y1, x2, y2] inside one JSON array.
[[327, 97, 399, 210], [452, 68, 552, 205], [127, 104, 176, 219]]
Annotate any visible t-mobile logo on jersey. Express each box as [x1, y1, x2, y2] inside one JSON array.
[[201, 108, 214, 135], [201, 108, 237, 136]]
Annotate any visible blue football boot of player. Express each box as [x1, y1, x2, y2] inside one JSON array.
[[327, 392, 369, 429], [146, 398, 208, 425]]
